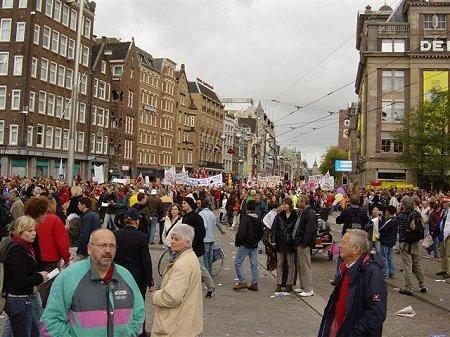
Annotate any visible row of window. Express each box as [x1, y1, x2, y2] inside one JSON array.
[[177, 130, 192, 144], [140, 71, 160, 88], [137, 150, 157, 165], [90, 133, 109, 155], [92, 106, 110, 128], [160, 134, 173, 149], [31, 57, 82, 93], [140, 90, 158, 107], [381, 136, 404, 154], [138, 130, 157, 146], [0, 19, 25, 42], [42, 0, 91, 38], [161, 97, 174, 113], [124, 116, 134, 134], [178, 112, 195, 127], [139, 111, 158, 127], [0, 53, 24, 76], [176, 151, 193, 165], [162, 80, 175, 96], [1, 0, 27, 9], [159, 152, 173, 167]]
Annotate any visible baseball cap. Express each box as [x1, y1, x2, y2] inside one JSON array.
[[125, 208, 142, 220]]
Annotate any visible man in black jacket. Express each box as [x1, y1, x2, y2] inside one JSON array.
[[379, 205, 398, 278], [114, 208, 153, 337], [77, 197, 101, 258], [293, 194, 318, 297], [318, 229, 387, 337], [233, 200, 263, 292], [182, 197, 215, 298]]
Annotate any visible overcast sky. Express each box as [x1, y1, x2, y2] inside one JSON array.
[[93, 0, 397, 166]]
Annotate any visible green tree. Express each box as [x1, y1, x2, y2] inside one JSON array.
[[319, 146, 348, 176], [393, 89, 450, 189]]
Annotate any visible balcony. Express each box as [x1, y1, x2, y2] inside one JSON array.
[[377, 23, 409, 36]]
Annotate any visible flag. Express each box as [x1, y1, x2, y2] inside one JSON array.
[[135, 172, 143, 185], [76, 165, 82, 183], [227, 147, 235, 155], [58, 159, 65, 180]]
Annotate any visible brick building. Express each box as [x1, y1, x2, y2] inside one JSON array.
[[0, 0, 98, 178]]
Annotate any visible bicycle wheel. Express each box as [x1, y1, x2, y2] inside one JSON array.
[[158, 250, 170, 277], [212, 248, 224, 277]]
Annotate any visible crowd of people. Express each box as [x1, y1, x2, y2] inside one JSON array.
[[0, 175, 448, 337]]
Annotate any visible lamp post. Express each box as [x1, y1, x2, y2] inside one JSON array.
[[67, 0, 85, 186]]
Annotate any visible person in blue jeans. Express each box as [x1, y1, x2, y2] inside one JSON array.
[[233, 200, 263, 291], [199, 201, 223, 276], [379, 205, 399, 278]]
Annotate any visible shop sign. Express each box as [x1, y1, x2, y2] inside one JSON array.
[[121, 165, 130, 171], [0, 148, 19, 155], [28, 150, 43, 156], [420, 40, 450, 52]]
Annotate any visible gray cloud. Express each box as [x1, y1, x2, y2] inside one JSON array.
[[94, 0, 389, 166]]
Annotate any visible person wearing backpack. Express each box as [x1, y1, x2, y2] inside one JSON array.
[[397, 196, 427, 296]]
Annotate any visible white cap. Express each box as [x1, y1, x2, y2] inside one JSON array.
[[151, 189, 157, 195], [138, 189, 144, 193]]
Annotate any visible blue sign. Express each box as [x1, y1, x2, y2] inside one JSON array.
[[335, 160, 352, 172]]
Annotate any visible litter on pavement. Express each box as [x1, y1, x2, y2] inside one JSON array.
[[395, 306, 416, 318]]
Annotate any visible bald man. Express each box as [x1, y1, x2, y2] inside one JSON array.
[[41, 229, 145, 337]]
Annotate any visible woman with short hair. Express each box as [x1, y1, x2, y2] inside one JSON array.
[[151, 224, 203, 337], [3, 216, 48, 337]]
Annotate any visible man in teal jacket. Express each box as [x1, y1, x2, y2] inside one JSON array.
[[40, 229, 145, 337]]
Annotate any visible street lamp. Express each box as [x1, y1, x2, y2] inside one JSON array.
[[66, 0, 85, 186]]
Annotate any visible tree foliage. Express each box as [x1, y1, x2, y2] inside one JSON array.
[[392, 90, 450, 189], [319, 146, 348, 176]]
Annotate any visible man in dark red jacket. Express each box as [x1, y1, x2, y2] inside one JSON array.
[[318, 229, 387, 337]]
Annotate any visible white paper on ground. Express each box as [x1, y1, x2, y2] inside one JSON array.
[[434, 279, 446, 282], [395, 306, 416, 317]]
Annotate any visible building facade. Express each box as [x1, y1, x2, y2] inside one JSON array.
[[222, 112, 236, 174], [0, 0, 96, 178], [189, 79, 225, 175], [354, 1, 450, 186], [337, 104, 356, 153]]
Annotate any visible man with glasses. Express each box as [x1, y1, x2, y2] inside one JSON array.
[[41, 229, 146, 337]]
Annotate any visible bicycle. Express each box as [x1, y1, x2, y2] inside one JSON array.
[[158, 244, 225, 277]]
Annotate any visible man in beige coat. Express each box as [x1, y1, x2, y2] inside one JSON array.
[[151, 224, 203, 337]]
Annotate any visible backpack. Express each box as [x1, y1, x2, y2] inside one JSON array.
[[349, 207, 363, 230], [406, 211, 424, 243], [0, 236, 13, 313]]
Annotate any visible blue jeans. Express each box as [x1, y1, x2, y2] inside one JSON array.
[[203, 242, 214, 276], [4, 294, 41, 337], [432, 237, 440, 257], [234, 246, 259, 284], [148, 217, 158, 243], [2, 292, 42, 337], [380, 244, 395, 277]]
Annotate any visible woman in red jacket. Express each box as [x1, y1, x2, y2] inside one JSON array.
[[36, 197, 70, 307]]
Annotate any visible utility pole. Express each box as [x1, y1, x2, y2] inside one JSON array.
[[67, 0, 85, 186]]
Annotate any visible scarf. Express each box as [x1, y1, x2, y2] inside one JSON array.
[[12, 235, 35, 258]]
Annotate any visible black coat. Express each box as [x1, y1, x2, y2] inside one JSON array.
[[4, 244, 44, 295], [271, 211, 298, 253], [336, 206, 370, 235], [77, 210, 101, 256], [378, 217, 399, 248], [183, 210, 205, 257], [318, 253, 387, 337], [235, 213, 263, 249], [114, 226, 153, 292], [292, 207, 318, 248]]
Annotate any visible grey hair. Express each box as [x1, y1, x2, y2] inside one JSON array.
[[171, 224, 195, 247], [346, 229, 369, 254], [400, 196, 414, 209], [298, 194, 309, 204]]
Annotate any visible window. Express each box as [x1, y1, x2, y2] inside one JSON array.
[[62, 4, 69, 26], [381, 39, 405, 52], [393, 141, 403, 153], [27, 125, 33, 146], [93, 78, 98, 97], [59, 35, 67, 56], [45, 126, 53, 148], [34, 25, 40, 45], [78, 102, 85, 123], [45, 0, 53, 17], [49, 62, 57, 84], [381, 132, 391, 153], [92, 106, 97, 125], [0, 86, 6, 109], [47, 93, 55, 116], [79, 73, 86, 94], [65, 68, 73, 89], [67, 38, 75, 59], [9, 125, 18, 145], [63, 98, 70, 119], [104, 110, 109, 128], [112, 65, 123, 77], [36, 124, 44, 147], [38, 91, 46, 114], [103, 136, 108, 155], [51, 30, 59, 53], [40, 58, 48, 81], [16, 22, 26, 42], [81, 45, 89, 67], [77, 131, 84, 152], [55, 96, 63, 118], [84, 17, 91, 38], [19, 0, 27, 8], [90, 134, 95, 153], [11, 90, 20, 110], [180, 93, 186, 106], [53, 0, 61, 22], [96, 135, 102, 153], [101, 60, 106, 74], [54, 127, 61, 149], [57, 65, 65, 87], [128, 90, 134, 107], [0, 120, 3, 144], [62, 129, 69, 150], [43, 26, 51, 49], [0, 52, 8, 75], [29, 91, 35, 112], [2, 0, 13, 8], [35, 0, 41, 11], [382, 70, 404, 92], [97, 107, 104, 126], [31, 57, 37, 78], [70, 9, 77, 30], [425, 14, 447, 30], [98, 81, 105, 99], [0, 19, 12, 42]]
